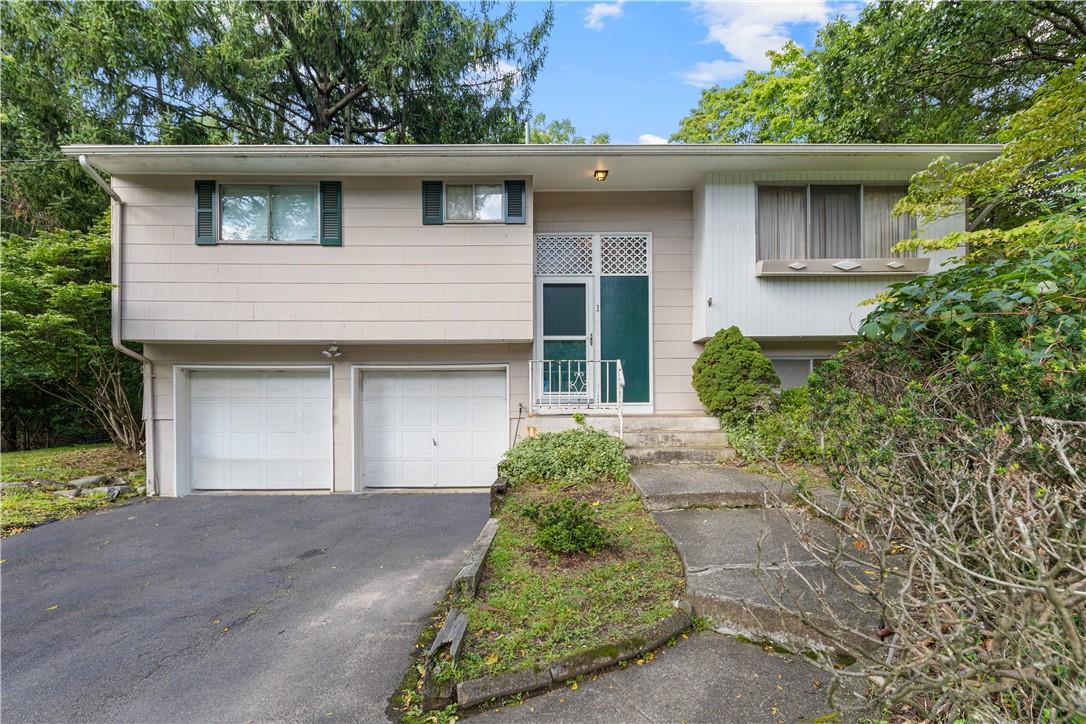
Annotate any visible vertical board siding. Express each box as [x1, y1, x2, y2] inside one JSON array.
[[698, 170, 966, 340], [115, 174, 533, 342], [535, 191, 703, 413], [144, 342, 531, 496]]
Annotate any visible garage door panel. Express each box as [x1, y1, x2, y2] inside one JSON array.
[[230, 432, 261, 458], [437, 401, 469, 428], [402, 431, 433, 458], [188, 370, 330, 491], [362, 369, 506, 488], [437, 430, 469, 458], [472, 374, 505, 397], [402, 376, 434, 397]]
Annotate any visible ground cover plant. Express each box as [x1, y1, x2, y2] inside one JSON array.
[[0, 443, 143, 536], [446, 424, 684, 684]]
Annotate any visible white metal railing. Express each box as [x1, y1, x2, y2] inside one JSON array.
[[529, 359, 625, 435]]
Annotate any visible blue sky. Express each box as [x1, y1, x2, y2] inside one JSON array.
[[511, 1, 864, 143]]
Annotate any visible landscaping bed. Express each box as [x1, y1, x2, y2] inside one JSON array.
[[396, 424, 686, 719], [1, 443, 144, 536]]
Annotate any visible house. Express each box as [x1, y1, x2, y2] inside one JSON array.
[[63, 143, 999, 497]]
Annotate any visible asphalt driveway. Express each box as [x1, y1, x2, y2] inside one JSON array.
[[1, 492, 489, 723]]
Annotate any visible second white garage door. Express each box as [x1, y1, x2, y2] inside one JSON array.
[[362, 369, 507, 488]]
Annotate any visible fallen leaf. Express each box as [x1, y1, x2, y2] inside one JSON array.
[[484, 653, 499, 666], [45, 604, 59, 611], [635, 658, 645, 665], [569, 682, 578, 691]]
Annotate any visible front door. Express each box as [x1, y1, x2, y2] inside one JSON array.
[[539, 279, 593, 403], [534, 233, 652, 406]]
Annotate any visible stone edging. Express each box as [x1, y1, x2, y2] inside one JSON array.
[[454, 600, 692, 710], [453, 517, 498, 597]]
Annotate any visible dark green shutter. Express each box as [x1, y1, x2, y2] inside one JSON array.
[[319, 181, 342, 246], [194, 180, 216, 245], [421, 181, 444, 225], [504, 180, 526, 224]]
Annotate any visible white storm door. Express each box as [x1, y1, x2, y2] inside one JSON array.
[[188, 369, 331, 491], [361, 370, 507, 488]]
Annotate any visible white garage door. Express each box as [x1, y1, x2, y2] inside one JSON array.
[[362, 369, 507, 488], [188, 369, 331, 491]]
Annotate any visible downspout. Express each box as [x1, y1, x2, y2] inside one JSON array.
[[78, 155, 157, 496]]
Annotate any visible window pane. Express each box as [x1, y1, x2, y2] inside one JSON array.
[[809, 185, 861, 258], [474, 184, 503, 221], [862, 185, 915, 257], [757, 186, 807, 260], [269, 185, 318, 241], [769, 358, 812, 390], [542, 283, 586, 336], [446, 185, 473, 220], [220, 185, 268, 240]]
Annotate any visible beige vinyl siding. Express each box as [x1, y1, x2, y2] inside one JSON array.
[[699, 170, 964, 340], [113, 175, 534, 343], [534, 191, 703, 413], [143, 342, 531, 496]]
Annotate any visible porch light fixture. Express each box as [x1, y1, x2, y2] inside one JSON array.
[[322, 343, 342, 359], [594, 169, 609, 182]]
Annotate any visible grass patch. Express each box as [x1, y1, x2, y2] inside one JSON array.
[[1, 443, 143, 537], [451, 473, 684, 682]]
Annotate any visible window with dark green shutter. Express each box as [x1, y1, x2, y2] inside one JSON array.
[[504, 180, 526, 224], [422, 181, 444, 225], [195, 180, 217, 245], [319, 181, 342, 246]]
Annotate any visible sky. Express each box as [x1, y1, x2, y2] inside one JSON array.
[[512, 1, 865, 144]]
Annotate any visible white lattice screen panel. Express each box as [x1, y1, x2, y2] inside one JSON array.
[[600, 234, 649, 275], [535, 235, 593, 275]]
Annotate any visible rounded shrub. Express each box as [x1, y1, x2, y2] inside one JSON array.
[[692, 326, 779, 425], [498, 425, 628, 490], [521, 497, 609, 555]]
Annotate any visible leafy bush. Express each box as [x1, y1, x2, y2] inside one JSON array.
[[691, 326, 780, 425], [520, 497, 609, 555], [498, 425, 628, 490], [726, 386, 822, 463], [783, 246, 1086, 720]]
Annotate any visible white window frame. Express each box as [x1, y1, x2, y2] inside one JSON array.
[[757, 182, 917, 260], [218, 182, 321, 244], [444, 182, 504, 224]]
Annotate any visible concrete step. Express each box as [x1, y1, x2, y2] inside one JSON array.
[[624, 447, 733, 465], [621, 429, 729, 449], [630, 464, 793, 511], [653, 507, 880, 654], [528, 414, 722, 434]]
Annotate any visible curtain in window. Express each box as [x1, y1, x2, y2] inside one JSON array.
[[862, 186, 915, 257], [756, 186, 807, 260], [270, 185, 318, 241], [810, 185, 861, 258]]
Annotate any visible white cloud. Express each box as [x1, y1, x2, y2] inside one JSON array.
[[585, 1, 625, 31], [679, 1, 862, 87], [638, 133, 669, 145]]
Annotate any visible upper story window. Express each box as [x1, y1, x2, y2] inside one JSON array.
[[422, 179, 526, 225], [220, 184, 319, 243], [756, 184, 916, 260], [446, 183, 503, 222]]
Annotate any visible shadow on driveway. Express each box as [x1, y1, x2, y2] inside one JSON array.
[[1, 492, 489, 723]]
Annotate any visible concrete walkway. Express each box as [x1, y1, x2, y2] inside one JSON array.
[[470, 631, 830, 723], [633, 464, 877, 654]]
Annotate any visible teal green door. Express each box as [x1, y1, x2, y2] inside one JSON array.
[[600, 276, 650, 403]]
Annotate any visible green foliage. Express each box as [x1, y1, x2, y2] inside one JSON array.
[[856, 248, 1085, 420], [672, 1, 1085, 146], [672, 43, 821, 144], [1, 0, 555, 234], [521, 497, 609, 555], [726, 386, 823, 464], [529, 113, 610, 144], [691, 326, 779, 425], [1, 216, 143, 450], [498, 426, 629, 490]]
